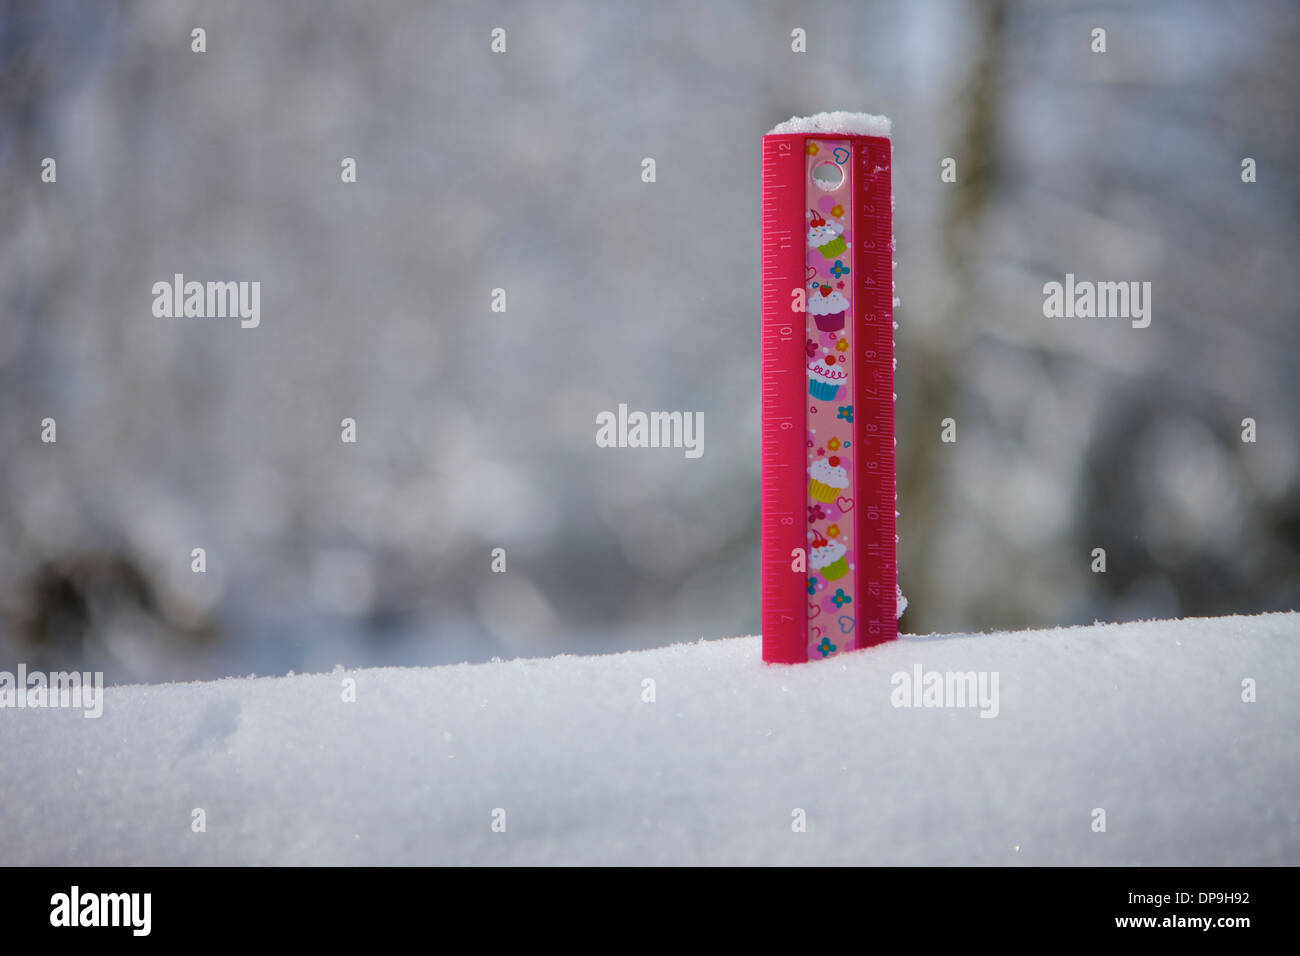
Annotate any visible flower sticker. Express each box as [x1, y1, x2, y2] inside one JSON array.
[[827, 437, 841, 451], [837, 406, 853, 423], [807, 576, 818, 596], [805, 338, 818, 359], [806, 142, 820, 156], [835, 338, 849, 352], [807, 504, 826, 523], [830, 204, 844, 218], [830, 259, 850, 278], [815, 636, 837, 657], [827, 524, 840, 538], [832, 588, 852, 608]]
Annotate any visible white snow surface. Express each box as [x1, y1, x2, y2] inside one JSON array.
[[768, 110, 892, 137], [2, 612, 1296, 865]]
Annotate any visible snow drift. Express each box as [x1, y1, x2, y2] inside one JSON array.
[[1, 612, 1296, 865]]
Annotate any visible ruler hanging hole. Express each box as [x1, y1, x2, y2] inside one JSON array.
[[811, 161, 845, 192]]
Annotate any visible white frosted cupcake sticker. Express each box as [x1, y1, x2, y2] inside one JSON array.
[[806, 352, 848, 401], [807, 209, 845, 260], [808, 283, 849, 332]]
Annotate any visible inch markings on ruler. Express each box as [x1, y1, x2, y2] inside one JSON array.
[[761, 132, 896, 663]]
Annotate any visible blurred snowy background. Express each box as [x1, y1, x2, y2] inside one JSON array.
[[1, 0, 1297, 683]]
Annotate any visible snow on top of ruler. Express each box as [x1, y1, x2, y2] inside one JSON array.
[[767, 111, 892, 137]]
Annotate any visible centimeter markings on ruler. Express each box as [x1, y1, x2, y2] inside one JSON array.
[[761, 133, 896, 662], [852, 137, 896, 651]]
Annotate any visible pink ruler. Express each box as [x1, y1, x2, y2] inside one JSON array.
[[761, 132, 896, 662]]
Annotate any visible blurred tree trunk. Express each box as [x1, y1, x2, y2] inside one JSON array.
[[897, 0, 1004, 632]]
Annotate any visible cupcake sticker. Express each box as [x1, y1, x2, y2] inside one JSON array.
[[808, 283, 849, 332], [809, 529, 850, 581], [807, 209, 845, 259], [808, 455, 849, 504], [807, 353, 848, 401]]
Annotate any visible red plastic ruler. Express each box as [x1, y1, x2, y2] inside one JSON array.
[[761, 130, 896, 662]]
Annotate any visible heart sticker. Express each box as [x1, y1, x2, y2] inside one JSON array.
[[832, 147, 850, 165], [807, 603, 821, 620], [838, 615, 855, 634], [805, 266, 817, 283], [836, 496, 854, 513]]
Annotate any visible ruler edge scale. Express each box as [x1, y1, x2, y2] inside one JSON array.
[[761, 130, 897, 663]]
